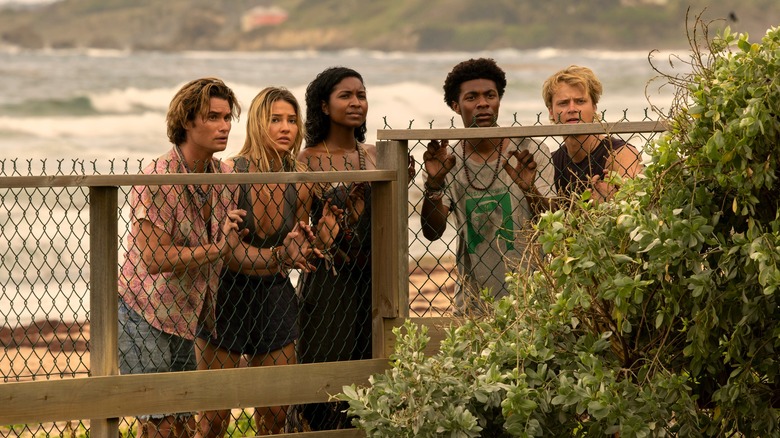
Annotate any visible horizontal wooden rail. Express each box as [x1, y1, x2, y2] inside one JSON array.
[[274, 430, 365, 438], [0, 359, 389, 425], [377, 121, 668, 140], [0, 169, 396, 189]]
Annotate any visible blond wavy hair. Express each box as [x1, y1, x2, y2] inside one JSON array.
[[237, 87, 306, 172], [542, 65, 603, 118]]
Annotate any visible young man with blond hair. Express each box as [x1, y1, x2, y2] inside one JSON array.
[[542, 65, 642, 201]]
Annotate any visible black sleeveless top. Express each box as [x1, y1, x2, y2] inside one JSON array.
[[233, 157, 298, 249], [309, 147, 372, 266], [552, 136, 627, 196]]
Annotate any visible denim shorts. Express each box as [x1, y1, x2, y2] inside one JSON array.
[[118, 299, 196, 420]]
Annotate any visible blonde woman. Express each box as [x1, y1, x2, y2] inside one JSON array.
[[194, 87, 340, 437]]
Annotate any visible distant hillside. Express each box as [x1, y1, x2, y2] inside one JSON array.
[[0, 0, 777, 52]]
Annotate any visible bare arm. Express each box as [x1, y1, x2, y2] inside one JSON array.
[[227, 221, 318, 277], [226, 241, 276, 277], [591, 143, 644, 202], [608, 143, 643, 178], [139, 208, 245, 275], [421, 187, 451, 241], [420, 140, 455, 241]]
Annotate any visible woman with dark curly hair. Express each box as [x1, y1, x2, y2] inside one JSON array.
[[290, 66, 376, 432]]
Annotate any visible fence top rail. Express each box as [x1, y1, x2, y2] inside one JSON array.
[[376, 120, 669, 141], [0, 169, 396, 189]]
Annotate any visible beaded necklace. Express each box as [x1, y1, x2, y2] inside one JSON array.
[[322, 139, 366, 171], [462, 139, 504, 191], [321, 140, 366, 242]]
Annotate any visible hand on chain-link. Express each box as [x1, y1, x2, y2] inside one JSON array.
[[282, 220, 317, 272], [315, 199, 343, 250], [590, 171, 619, 203], [218, 208, 247, 258], [503, 149, 538, 192], [423, 140, 456, 187], [346, 182, 367, 225]]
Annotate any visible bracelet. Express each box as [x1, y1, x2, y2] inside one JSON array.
[[423, 181, 445, 201], [321, 245, 337, 276], [270, 246, 287, 272], [340, 211, 354, 241]]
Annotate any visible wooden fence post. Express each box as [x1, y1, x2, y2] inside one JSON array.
[[372, 140, 409, 359], [89, 186, 119, 437]]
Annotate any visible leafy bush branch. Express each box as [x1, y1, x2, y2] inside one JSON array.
[[341, 14, 780, 437]]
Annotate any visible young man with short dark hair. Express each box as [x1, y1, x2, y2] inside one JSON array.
[[421, 58, 555, 313]]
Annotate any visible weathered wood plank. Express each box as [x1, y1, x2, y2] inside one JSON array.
[[268, 429, 366, 438], [377, 121, 668, 140], [0, 359, 389, 425], [88, 186, 120, 438], [0, 170, 396, 189], [372, 140, 409, 359]]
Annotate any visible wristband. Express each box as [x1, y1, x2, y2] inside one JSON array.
[[424, 187, 445, 202], [271, 246, 287, 272], [423, 180, 445, 201], [424, 179, 444, 191]]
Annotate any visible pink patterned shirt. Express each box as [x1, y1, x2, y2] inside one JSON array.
[[119, 146, 236, 340]]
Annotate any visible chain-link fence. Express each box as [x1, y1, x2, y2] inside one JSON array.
[[0, 115, 665, 436], [404, 113, 664, 319]]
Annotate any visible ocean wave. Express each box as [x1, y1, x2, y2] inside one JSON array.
[[0, 112, 166, 138], [83, 47, 133, 58], [533, 47, 655, 61], [0, 86, 173, 117], [0, 96, 98, 117], [88, 87, 171, 113], [180, 49, 319, 60]]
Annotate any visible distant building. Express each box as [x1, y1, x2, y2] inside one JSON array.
[[241, 6, 288, 32], [620, 0, 668, 5]]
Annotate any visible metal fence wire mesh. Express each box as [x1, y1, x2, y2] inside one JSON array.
[[405, 112, 663, 318], [0, 114, 665, 436]]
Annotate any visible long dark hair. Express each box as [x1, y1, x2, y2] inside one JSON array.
[[304, 67, 367, 147]]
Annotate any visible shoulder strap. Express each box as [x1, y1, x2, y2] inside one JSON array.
[[233, 157, 256, 237], [234, 156, 250, 173]]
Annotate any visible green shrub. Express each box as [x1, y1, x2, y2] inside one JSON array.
[[340, 18, 780, 437]]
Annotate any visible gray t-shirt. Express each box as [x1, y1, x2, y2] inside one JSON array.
[[443, 137, 555, 311]]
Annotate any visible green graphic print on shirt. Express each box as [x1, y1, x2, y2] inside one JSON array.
[[464, 191, 515, 254]]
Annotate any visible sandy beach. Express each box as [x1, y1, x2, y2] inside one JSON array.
[[0, 319, 90, 382], [0, 261, 456, 383]]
